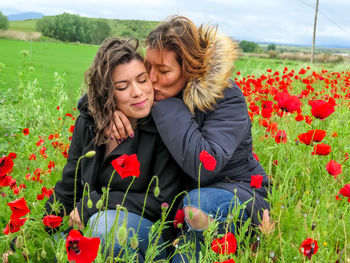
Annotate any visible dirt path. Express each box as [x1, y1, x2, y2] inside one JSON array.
[[0, 30, 41, 41]]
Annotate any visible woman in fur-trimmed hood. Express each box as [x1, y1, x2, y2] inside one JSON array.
[[110, 16, 270, 262]]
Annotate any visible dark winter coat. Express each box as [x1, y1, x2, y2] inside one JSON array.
[[151, 34, 270, 227], [45, 99, 183, 226]]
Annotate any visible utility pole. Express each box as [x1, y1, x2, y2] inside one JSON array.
[[311, 0, 319, 64]]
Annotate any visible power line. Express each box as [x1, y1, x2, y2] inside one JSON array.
[[295, 0, 350, 37]]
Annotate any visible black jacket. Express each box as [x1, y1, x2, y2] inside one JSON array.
[[151, 81, 270, 226], [45, 99, 183, 226]]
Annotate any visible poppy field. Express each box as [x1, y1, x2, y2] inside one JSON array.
[[0, 39, 350, 262]]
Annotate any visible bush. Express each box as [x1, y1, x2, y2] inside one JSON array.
[[239, 40, 260, 53], [36, 13, 111, 44], [0, 11, 9, 30], [267, 43, 276, 51]]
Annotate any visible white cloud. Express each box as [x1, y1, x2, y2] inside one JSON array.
[[1, 0, 350, 47]]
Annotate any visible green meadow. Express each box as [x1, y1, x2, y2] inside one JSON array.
[[0, 36, 349, 262]]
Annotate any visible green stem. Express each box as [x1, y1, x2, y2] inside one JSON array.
[[73, 155, 85, 229], [121, 176, 136, 207], [136, 175, 159, 233]]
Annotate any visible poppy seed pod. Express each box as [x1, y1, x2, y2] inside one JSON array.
[[96, 199, 103, 209]]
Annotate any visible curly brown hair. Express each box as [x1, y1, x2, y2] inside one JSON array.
[[85, 37, 143, 146]]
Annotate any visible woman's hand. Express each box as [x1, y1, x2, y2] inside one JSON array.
[[106, 110, 134, 141], [69, 207, 84, 230]]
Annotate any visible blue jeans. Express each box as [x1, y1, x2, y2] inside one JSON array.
[[172, 188, 248, 263], [88, 210, 166, 262]]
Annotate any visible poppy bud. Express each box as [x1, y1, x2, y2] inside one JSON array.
[[154, 186, 160, 197], [161, 202, 169, 212], [85, 151, 96, 158], [96, 199, 103, 209], [41, 249, 46, 259], [188, 210, 194, 219], [16, 236, 23, 249], [117, 226, 127, 246], [130, 235, 139, 249], [87, 199, 93, 208]]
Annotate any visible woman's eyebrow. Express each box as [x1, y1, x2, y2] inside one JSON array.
[[114, 72, 147, 84]]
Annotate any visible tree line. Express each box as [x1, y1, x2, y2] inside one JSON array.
[[36, 13, 111, 44]]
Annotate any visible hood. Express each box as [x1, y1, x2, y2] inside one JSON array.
[[183, 34, 238, 113]]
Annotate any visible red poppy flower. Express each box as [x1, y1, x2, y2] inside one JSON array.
[[42, 186, 53, 197], [48, 161, 55, 170], [311, 143, 331, 155], [0, 175, 16, 187], [297, 130, 327, 145], [8, 152, 17, 160], [299, 238, 318, 259], [43, 215, 62, 228], [337, 184, 350, 202], [22, 128, 29, 136], [325, 160, 342, 179], [311, 100, 335, 119], [211, 232, 237, 254], [214, 260, 235, 263], [261, 100, 273, 118], [48, 134, 54, 140], [0, 156, 14, 176], [66, 229, 100, 263], [68, 125, 75, 133], [7, 197, 31, 218], [29, 153, 36, 160], [174, 209, 185, 228], [111, 154, 140, 179], [275, 130, 287, 144], [277, 92, 301, 113], [295, 114, 304, 121], [199, 151, 217, 171], [3, 217, 28, 235], [250, 174, 263, 189]]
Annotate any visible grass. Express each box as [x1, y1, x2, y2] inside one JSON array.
[[9, 20, 39, 32], [0, 39, 349, 262]]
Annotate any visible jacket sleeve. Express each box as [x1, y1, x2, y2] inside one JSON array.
[[45, 116, 85, 217], [151, 84, 249, 185]]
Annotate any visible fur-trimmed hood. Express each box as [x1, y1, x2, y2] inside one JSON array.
[[183, 34, 238, 113]]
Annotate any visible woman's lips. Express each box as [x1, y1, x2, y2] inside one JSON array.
[[132, 99, 147, 107]]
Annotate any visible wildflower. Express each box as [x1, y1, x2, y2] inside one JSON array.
[[311, 143, 331, 155], [68, 125, 75, 133], [311, 100, 335, 119], [299, 238, 318, 259], [214, 260, 235, 263], [8, 152, 17, 160], [211, 232, 237, 254], [250, 174, 263, 189], [3, 217, 28, 235], [199, 150, 217, 171], [276, 92, 301, 113], [336, 184, 350, 202], [325, 160, 342, 179], [22, 128, 29, 136], [174, 209, 185, 228], [7, 197, 31, 218], [275, 130, 287, 144], [43, 215, 62, 228], [66, 229, 100, 263], [111, 154, 140, 179], [0, 156, 14, 176], [297, 130, 326, 145]]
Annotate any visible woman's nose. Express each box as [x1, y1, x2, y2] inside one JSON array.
[[149, 67, 158, 83], [131, 84, 143, 97]]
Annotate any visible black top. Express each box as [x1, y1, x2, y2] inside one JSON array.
[[45, 97, 183, 225]]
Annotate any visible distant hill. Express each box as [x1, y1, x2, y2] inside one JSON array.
[[7, 12, 44, 21]]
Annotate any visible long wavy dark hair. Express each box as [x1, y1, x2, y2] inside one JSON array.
[[85, 37, 143, 146]]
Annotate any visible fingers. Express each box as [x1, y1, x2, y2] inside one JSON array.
[[2, 251, 13, 263], [111, 110, 134, 140]]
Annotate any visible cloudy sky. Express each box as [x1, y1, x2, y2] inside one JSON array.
[[2, 0, 350, 47]]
